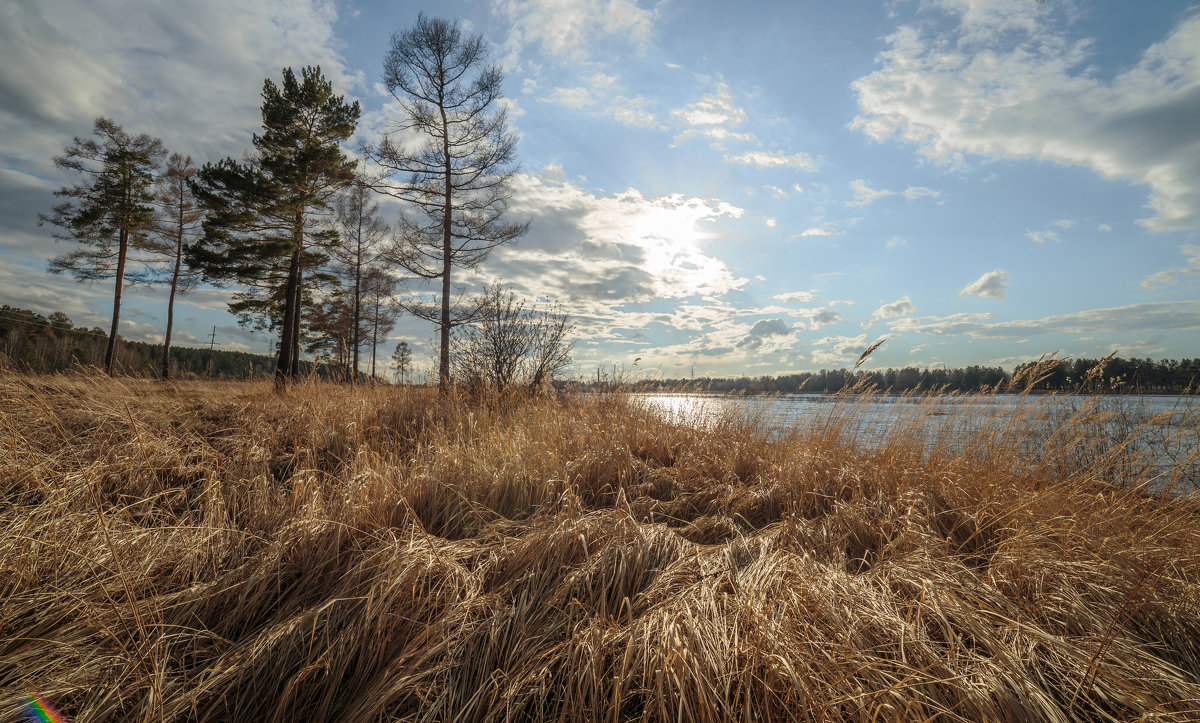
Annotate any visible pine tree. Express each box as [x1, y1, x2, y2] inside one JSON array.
[[190, 66, 359, 388], [391, 340, 413, 384], [40, 117, 165, 374]]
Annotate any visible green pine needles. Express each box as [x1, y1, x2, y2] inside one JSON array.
[[189, 66, 360, 387], [41, 117, 166, 374]]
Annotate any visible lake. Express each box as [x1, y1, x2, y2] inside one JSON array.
[[634, 392, 1199, 493]]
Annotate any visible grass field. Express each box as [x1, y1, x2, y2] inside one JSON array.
[[2, 374, 1199, 721]]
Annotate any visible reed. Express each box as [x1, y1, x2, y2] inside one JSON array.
[[1, 374, 1197, 721]]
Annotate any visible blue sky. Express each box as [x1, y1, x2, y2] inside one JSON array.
[[2, 0, 1198, 379]]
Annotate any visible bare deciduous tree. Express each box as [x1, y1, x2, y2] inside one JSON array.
[[453, 282, 574, 392], [138, 153, 204, 379], [330, 179, 390, 381], [361, 268, 398, 379], [365, 14, 529, 392], [528, 299, 575, 388]]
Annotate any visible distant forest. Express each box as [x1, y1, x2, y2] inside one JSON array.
[[6, 304, 1198, 393], [628, 357, 1199, 395], [0, 305, 297, 380]]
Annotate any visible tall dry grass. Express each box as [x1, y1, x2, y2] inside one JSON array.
[[1, 373, 1198, 721]]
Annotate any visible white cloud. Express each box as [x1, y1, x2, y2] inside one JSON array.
[[902, 185, 940, 200], [886, 235, 907, 248], [493, 0, 659, 62], [1141, 244, 1200, 290], [588, 72, 620, 90], [0, 0, 353, 177], [1052, 218, 1075, 230], [873, 295, 916, 317], [867, 296, 917, 327], [489, 171, 748, 323], [544, 86, 594, 109], [674, 126, 757, 147], [737, 317, 791, 350], [0, 255, 272, 351], [1111, 338, 1169, 358], [849, 179, 940, 206], [670, 83, 746, 128], [726, 150, 817, 171], [541, 74, 661, 128], [1026, 229, 1060, 244], [889, 301, 1200, 338], [851, 5, 1200, 232], [774, 290, 816, 303], [603, 96, 661, 128], [887, 312, 996, 337], [810, 334, 869, 366], [1098, 224, 1113, 232], [667, 82, 816, 174], [764, 217, 777, 228], [0, 258, 109, 323], [747, 185, 791, 199], [791, 306, 845, 332], [496, 96, 526, 118], [793, 227, 843, 238], [848, 179, 894, 207], [958, 269, 1009, 299]]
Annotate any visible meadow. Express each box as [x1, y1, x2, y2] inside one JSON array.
[[2, 373, 1198, 721]]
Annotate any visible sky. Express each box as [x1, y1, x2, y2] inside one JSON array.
[[2, 0, 1199, 380]]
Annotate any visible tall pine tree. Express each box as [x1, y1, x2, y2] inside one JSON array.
[[190, 66, 359, 387], [40, 117, 165, 374]]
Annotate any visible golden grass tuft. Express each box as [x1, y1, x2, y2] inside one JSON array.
[[1, 373, 1198, 721]]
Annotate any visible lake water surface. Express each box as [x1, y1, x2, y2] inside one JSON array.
[[635, 392, 1199, 491]]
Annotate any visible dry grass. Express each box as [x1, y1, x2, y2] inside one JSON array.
[[1, 373, 1198, 722]]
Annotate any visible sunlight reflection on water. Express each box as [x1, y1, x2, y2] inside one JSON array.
[[635, 392, 1185, 435], [633, 392, 1198, 491]]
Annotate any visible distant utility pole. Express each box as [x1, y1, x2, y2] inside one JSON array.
[[207, 326, 216, 377]]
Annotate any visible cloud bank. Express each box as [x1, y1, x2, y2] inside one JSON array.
[[852, 3, 1200, 231]]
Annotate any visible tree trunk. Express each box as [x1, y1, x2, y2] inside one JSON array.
[[438, 104, 453, 393], [276, 246, 300, 389], [105, 227, 129, 375], [161, 228, 183, 380], [287, 210, 305, 381], [351, 207, 362, 384], [290, 262, 303, 379], [371, 297, 380, 379]]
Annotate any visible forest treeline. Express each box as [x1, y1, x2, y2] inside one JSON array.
[[0, 305, 288, 379], [628, 357, 1200, 394], [7, 303, 1197, 393]]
